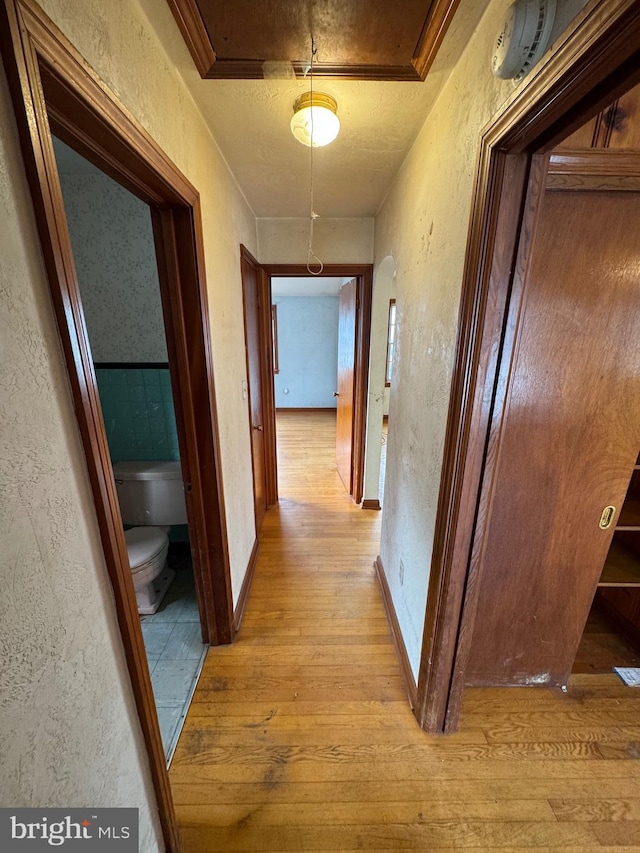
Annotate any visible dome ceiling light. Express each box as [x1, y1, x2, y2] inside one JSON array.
[[290, 91, 340, 147]]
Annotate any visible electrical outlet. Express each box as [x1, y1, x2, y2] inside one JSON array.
[[399, 559, 405, 586]]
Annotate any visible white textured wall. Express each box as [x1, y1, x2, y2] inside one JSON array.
[[1, 0, 258, 840], [374, 0, 590, 679], [33, 0, 260, 608], [257, 218, 374, 265], [0, 69, 162, 850]]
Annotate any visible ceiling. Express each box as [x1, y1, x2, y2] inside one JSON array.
[[148, 0, 493, 217], [271, 276, 347, 297], [166, 0, 459, 81]]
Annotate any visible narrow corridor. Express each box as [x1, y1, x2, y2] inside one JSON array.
[[169, 412, 640, 851]]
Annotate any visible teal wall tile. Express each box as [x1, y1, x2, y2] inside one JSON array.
[[95, 366, 188, 542], [95, 367, 180, 463]]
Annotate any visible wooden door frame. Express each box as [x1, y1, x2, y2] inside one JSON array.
[[262, 263, 374, 505], [0, 0, 236, 848], [416, 0, 640, 735], [240, 245, 276, 521]]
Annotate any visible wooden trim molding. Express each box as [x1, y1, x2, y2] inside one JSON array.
[[93, 362, 170, 370], [165, 0, 458, 81], [549, 149, 640, 176], [416, 0, 640, 735], [241, 244, 278, 511], [206, 59, 425, 82], [262, 264, 375, 277], [412, 0, 461, 80], [547, 172, 640, 191], [547, 148, 640, 190], [0, 0, 236, 846], [259, 267, 278, 508], [374, 557, 418, 708], [352, 268, 373, 505], [233, 538, 259, 633], [153, 205, 234, 646], [362, 499, 382, 511], [165, 0, 216, 78]]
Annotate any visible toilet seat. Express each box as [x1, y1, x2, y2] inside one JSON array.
[[124, 526, 168, 573]]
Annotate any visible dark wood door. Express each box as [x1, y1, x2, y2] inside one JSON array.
[[466, 185, 640, 686], [241, 251, 267, 531], [336, 278, 357, 493]]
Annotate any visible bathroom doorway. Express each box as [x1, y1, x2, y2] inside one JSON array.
[[1, 4, 237, 845], [51, 137, 206, 763]]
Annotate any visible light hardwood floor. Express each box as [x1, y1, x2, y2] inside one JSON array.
[[170, 410, 640, 852]]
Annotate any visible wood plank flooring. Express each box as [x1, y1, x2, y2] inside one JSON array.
[[170, 411, 640, 852]]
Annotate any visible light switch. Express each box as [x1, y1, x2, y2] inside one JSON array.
[[242, 379, 248, 400]]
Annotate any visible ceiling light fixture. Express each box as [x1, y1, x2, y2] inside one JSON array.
[[290, 92, 340, 147]]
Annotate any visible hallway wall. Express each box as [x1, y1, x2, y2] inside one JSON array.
[[257, 218, 374, 264], [373, 0, 590, 679], [1, 0, 258, 843], [37, 0, 259, 610], [0, 68, 162, 848]]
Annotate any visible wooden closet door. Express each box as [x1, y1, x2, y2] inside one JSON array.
[[336, 278, 357, 493], [241, 250, 267, 532], [465, 185, 640, 686]]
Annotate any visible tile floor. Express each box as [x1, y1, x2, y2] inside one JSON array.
[[140, 556, 207, 764]]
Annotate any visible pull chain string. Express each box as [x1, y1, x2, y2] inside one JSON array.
[[307, 36, 323, 276]]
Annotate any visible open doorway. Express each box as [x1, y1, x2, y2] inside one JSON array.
[[271, 274, 350, 497], [52, 137, 208, 762], [240, 257, 373, 517]]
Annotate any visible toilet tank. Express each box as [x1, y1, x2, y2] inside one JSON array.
[[113, 460, 188, 526]]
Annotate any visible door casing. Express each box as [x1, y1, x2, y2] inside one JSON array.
[[240, 245, 272, 527], [261, 264, 374, 505], [416, 0, 640, 736], [335, 278, 359, 494]]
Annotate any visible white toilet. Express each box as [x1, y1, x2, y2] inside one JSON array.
[[113, 460, 188, 615]]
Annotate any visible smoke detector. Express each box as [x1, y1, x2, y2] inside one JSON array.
[[492, 0, 557, 80]]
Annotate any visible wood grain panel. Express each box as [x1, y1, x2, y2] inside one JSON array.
[[166, 0, 459, 81], [336, 278, 357, 493], [241, 246, 268, 531], [465, 187, 640, 687], [606, 83, 640, 149]]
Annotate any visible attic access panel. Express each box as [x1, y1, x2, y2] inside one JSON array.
[[167, 0, 460, 80]]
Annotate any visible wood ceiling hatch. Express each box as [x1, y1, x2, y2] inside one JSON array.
[[166, 0, 461, 80]]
